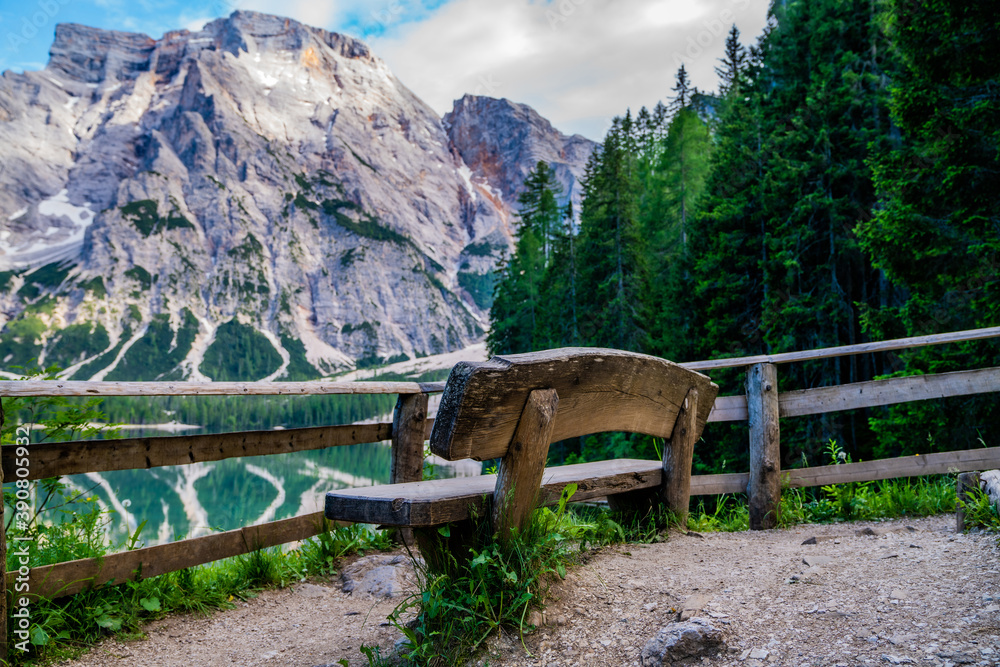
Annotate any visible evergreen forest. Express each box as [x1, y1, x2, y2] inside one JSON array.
[[488, 0, 1000, 473]]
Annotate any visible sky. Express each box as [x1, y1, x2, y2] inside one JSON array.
[[0, 0, 772, 140]]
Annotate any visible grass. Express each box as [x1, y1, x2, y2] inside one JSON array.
[[385, 485, 680, 666], [960, 487, 1000, 532], [685, 474, 958, 533], [6, 515, 394, 664]]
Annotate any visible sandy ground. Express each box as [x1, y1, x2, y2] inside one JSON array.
[[61, 514, 1000, 667]]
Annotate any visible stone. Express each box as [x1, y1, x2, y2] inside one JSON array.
[[341, 554, 417, 598], [748, 648, 770, 659], [856, 527, 878, 536], [679, 593, 714, 621], [802, 555, 833, 567], [792, 566, 825, 584], [889, 589, 908, 600], [881, 655, 914, 665], [801, 536, 818, 545], [528, 610, 544, 627], [640, 618, 724, 666]]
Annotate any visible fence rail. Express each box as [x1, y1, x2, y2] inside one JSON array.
[[681, 326, 1000, 371], [690, 445, 1000, 495], [2, 325, 1000, 657], [0, 379, 447, 397], [706, 366, 1000, 422], [5, 512, 345, 600]]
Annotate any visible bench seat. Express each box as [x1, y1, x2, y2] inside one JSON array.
[[325, 458, 662, 527]]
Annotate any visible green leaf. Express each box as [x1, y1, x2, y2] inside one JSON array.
[[96, 614, 123, 631], [437, 524, 451, 538], [556, 563, 566, 579], [30, 626, 50, 646], [140, 596, 161, 612]]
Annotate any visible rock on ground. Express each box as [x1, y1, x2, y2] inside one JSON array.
[[640, 617, 724, 666], [340, 554, 419, 599]]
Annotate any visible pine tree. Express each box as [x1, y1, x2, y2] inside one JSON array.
[[715, 25, 748, 95], [487, 161, 565, 355], [645, 105, 712, 361], [536, 203, 580, 349], [576, 113, 649, 352], [670, 65, 692, 111], [683, 0, 896, 469], [857, 0, 1000, 455]]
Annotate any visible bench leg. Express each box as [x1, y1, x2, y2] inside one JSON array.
[[493, 388, 559, 540], [391, 393, 429, 546], [413, 519, 479, 576], [661, 387, 699, 526]]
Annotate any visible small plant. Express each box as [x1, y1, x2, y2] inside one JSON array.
[[960, 488, 1000, 532], [687, 495, 750, 532], [389, 484, 586, 665], [297, 522, 394, 578], [234, 546, 283, 589]]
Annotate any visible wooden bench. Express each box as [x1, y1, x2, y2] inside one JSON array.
[[325, 348, 718, 542]]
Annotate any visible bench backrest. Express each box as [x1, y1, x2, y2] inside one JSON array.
[[429, 347, 719, 462]]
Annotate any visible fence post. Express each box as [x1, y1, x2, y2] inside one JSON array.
[[747, 363, 781, 530], [662, 387, 700, 525], [391, 393, 429, 545]]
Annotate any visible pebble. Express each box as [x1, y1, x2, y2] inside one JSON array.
[[802, 555, 834, 567]]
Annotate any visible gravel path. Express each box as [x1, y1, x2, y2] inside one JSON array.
[[62, 515, 1000, 666]]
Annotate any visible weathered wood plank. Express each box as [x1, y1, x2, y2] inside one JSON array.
[[2, 423, 393, 481], [707, 395, 748, 422], [689, 447, 1000, 496], [778, 367, 1000, 417], [493, 388, 558, 538], [326, 459, 664, 526], [662, 387, 699, 523], [5, 512, 346, 600], [430, 348, 718, 462], [0, 380, 447, 397], [747, 363, 780, 530], [682, 326, 1000, 371], [783, 447, 1000, 488], [704, 367, 1000, 424], [690, 472, 748, 496], [391, 395, 428, 485], [391, 394, 428, 546]]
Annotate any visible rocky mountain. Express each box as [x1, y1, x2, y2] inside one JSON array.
[[0, 12, 595, 381]]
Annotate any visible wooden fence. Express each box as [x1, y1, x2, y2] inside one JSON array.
[[1, 326, 1000, 658]]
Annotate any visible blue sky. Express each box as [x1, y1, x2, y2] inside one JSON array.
[[0, 0, 771, 139]]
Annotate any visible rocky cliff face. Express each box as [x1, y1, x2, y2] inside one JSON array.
[[0, 12, 595, 380], [445, 95, 593, 216]]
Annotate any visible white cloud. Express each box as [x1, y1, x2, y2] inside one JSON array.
[[369, 0, 772, 140], [183, 16, 214, 32], [214, 0, 342, 28]]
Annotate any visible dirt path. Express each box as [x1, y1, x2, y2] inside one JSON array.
[[63, 515, 1000, 666]]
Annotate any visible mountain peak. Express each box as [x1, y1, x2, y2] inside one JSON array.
[[445, 95, 595, 208], [0, 13, 593, 380]]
